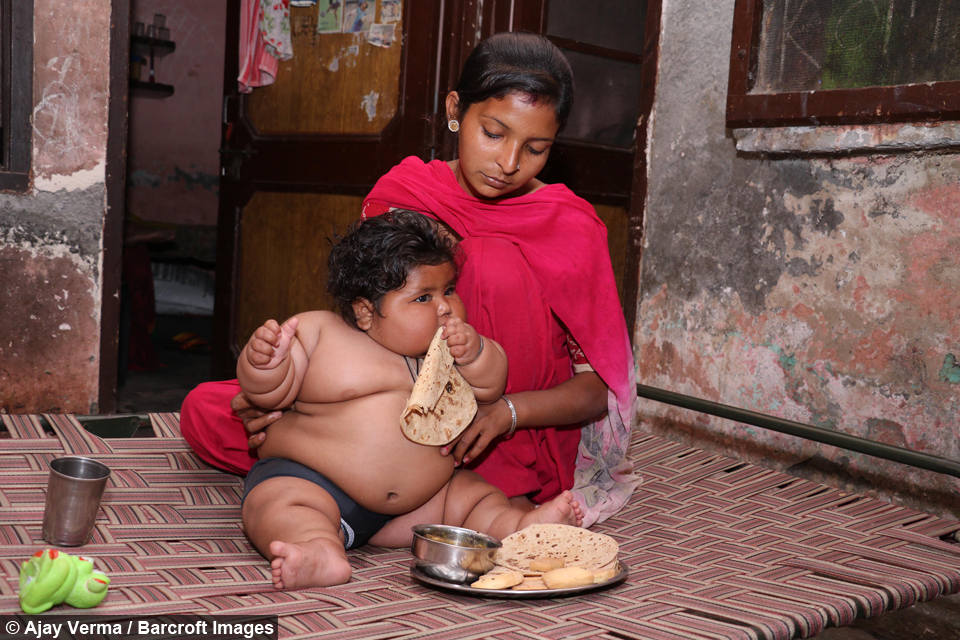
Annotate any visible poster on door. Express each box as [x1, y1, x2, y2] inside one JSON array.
[[317, 0, 343, 33], [380, 0, 400, 24], [366, 23, 395, 48], [343, 0, 374, 33]]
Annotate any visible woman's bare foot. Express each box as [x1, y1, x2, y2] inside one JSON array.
[[518, 490, 583, 528], [269, 538, 351, 589]]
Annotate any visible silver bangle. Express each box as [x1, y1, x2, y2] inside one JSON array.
[[501, 396, 517, 439], [457, 336, 484, 365]]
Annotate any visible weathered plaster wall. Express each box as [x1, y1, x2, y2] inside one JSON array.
[[636, 0, 960, 518], [126, 0, 225, 227], [0, 0, 110, 414]]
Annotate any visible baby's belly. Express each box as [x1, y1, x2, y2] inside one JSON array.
[[257, 392, 456, 515]]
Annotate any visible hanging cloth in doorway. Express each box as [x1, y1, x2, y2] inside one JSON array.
[[260, 0, 293, 61], [238, 0, 289, 93]]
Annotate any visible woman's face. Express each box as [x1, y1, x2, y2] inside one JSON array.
[[447, 91, 560, 200]]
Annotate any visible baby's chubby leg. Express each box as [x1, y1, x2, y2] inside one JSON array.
[[242, 477, 352, 589], [365, 471, 583, 550], [443, 470, 583, 540]]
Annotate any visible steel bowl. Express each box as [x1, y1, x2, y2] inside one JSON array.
[[411, 524, 502, 584]]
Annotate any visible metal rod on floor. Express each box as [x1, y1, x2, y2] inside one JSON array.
[[636, 384, 960, 480]]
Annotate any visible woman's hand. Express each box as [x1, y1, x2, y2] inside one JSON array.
[[230, 391, 282, 448], [439, 371, 609, 464], [441, 398, 512, 465]]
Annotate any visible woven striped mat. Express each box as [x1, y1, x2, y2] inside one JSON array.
[[1, 414, 958, 639]]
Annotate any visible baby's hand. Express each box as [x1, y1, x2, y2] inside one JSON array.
[[246, 317, 299, 370], [442, 317, 482, 365]]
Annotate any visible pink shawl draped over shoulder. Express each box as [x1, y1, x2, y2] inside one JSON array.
[[363, 157, 639, 526]]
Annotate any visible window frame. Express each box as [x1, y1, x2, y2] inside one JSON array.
[[726, 0, 960, 128], [0, 0, 33, 191]]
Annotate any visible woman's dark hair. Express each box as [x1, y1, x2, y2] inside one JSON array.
[[452, 31, 574, 131], [327, 210, 459, 328]]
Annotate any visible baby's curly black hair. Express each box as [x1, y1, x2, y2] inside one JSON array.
[[327, 209, 459, 328]]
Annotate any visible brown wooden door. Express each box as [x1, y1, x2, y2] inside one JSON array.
[[213, 0, 443, 378]]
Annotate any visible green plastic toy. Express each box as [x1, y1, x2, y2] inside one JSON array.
[[19, 549, 110, 614]]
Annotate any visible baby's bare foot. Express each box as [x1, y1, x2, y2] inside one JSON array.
[[519, 490, 583, 529], [269, 538, 351, 589]]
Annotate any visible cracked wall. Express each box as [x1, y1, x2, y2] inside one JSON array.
[[0, 0, 110, 414], [637, 0, 960, 518]]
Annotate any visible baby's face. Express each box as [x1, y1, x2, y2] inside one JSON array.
[[366, 261, 466, 357]]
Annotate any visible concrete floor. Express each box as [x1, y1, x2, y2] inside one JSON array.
[[116, 315, 960, 640], [116, 314, 215, 415]]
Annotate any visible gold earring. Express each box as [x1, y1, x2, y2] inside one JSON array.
[[448, 120, 460, 133]]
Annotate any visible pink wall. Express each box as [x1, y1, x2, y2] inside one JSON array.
[[637, 0, 960, 519], [127, 0, 227, 227]]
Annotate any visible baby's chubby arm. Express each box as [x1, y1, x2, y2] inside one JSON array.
[[237, 315, 311, 410], [442, 317, 507, 403]]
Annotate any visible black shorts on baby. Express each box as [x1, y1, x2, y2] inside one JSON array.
[[242, 457, 393, 549]]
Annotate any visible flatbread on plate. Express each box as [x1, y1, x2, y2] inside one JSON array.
[[401, 327, 477, 446], [494, 524, 619, 575]]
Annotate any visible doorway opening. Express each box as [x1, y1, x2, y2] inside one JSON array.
[[116, 0, 228, 413]]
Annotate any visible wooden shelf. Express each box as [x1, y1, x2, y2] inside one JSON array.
[[129, 80, 174, 99], [130, 34, 176, 99], [131, 34, 176, 58]]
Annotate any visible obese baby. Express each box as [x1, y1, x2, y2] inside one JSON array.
[[238, 210, 582, 589]]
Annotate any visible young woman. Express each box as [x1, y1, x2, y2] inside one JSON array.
[[181, 32, 637, 527]]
